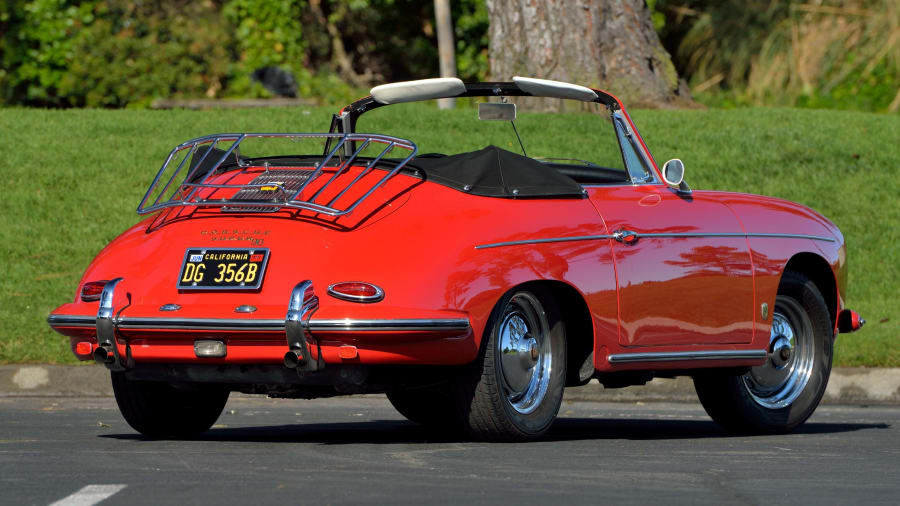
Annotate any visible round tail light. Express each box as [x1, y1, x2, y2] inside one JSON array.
[[327, 282, 384, 303]]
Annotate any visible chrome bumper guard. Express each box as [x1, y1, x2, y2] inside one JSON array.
[[283, 280, 323, 372], [93, 277, 128, 371]]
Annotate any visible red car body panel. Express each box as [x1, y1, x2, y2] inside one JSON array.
[[588, 186, 755, 348], [48, 85, 852, 384]]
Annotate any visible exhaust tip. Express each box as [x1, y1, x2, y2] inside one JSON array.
[[92, 346, 110, 365], [284, 350, 306, 369]]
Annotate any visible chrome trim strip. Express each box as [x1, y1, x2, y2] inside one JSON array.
[[580, 183, 666, 189], [637, 232, 835, 242], [47, 314, 96, 327], [475, 235, 611, 250], [608, 349, 768, 364], [55, 316, 470, 333], [475, 232, 834, 249], [746, 233, 835, 242], [309, 319, 471, 332], [117, 318, 284, 330]]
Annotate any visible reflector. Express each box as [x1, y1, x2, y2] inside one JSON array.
[[74, 341, 93, 355], [338, 345, 359, 359], [80, 280, 109, 302]]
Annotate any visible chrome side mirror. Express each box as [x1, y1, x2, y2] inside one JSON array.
[[662, 158, 684, 187], [662, 158, 692, 194]]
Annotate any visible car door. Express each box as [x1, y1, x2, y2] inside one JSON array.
[[587, 113, 754, 347]]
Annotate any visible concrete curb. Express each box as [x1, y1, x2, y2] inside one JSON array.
[[563, 368, 900, 405], [2, 365, 899, 405]]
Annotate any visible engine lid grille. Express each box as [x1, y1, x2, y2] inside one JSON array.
[[222, 170, 314, 213]]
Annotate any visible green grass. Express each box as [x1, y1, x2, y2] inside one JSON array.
[[1, 104, 897, 366]]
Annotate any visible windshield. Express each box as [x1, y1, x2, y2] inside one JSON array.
[[352, 97, 646, 185]]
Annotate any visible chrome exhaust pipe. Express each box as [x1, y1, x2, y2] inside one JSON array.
[[284, 350, 306, 369], [93, 346, 114, 365]]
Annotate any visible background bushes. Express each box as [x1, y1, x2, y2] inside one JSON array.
[[656, 0, 900, 112], [1, 0, 898, 111], [0, 0, 488, 108]]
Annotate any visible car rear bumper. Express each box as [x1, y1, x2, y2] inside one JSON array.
[[47, 279, 475, 369], [49, 313, 474, 364]]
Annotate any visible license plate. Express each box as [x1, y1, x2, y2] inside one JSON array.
[[177, 248, 270, 290]]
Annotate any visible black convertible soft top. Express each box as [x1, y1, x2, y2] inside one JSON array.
[[408, 145, 584, 199]]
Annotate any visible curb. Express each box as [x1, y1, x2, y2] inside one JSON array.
[[564, 368, 900, 405], [2, 365, 899, 405]]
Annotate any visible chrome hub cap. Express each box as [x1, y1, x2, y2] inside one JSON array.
[[742, 299, 814, 409], [496, 294, 552, 415]]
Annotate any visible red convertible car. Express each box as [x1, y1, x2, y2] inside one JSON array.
[[48, 77, 864, 441]]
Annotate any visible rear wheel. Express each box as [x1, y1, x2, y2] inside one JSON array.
[[111, 372, 229, 438], [454, 287, 566, 441], [693, 271, 833, 434]]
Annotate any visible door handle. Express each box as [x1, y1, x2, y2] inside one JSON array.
[[612, 230, 639, 245]]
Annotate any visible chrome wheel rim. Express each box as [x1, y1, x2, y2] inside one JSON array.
[[742, 297, 814, 410], [496, 293, 552, 415]]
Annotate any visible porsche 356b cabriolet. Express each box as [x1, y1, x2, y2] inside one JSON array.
[[48, 77, 864, 441]]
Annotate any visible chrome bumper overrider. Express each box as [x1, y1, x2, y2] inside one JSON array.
[[47, 280, 471, 372], [284, 280, 320, 372], [93, 277, 128, 371]]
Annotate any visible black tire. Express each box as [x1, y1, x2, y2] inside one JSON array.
[[386, 384, 457, 427], [453, 286, 566, 441], [111, 372, 229, 438], [693, 270, 833, 434]]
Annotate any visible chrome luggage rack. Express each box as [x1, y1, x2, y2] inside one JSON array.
[[137, 133, 417, 217]]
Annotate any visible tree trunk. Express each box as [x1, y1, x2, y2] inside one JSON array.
[[486, 0, 693, 109], [434, 0, 458, 109]]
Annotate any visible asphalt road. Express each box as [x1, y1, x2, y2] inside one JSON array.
[[1, 395, 897, 506]]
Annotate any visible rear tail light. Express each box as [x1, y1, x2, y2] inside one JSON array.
[[327, 282, 384, 303], [80, 280, 109, 302]]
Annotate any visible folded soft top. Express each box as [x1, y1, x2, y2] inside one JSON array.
[[408, 145, 584, 198]]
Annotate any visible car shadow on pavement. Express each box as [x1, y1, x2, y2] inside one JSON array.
[[98, 417, 890, 444]]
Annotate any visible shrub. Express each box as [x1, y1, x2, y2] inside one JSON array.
[[59, 1, 232, 108], [658, 0, 900, 112]]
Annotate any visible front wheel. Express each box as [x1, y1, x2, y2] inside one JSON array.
[[111, 372, 229, 438], [454, 287, 566, 441], [693, 270, 833, 434]]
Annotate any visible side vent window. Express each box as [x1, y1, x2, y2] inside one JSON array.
[[614, 117, 654, 183]]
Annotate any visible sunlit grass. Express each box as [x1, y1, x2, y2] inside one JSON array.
[[0, 104, 896, 365]]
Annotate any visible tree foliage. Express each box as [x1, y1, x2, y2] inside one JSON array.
[[1, 0, 897, 112], [0, 0, 490, 108], [656, 0, 900, 112]]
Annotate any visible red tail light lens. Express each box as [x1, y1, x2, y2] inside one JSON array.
[[80, 280, 109, 302], [327, 282, 384, 303]]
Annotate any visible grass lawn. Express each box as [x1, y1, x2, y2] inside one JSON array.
[[0, 104, 897, 366]]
